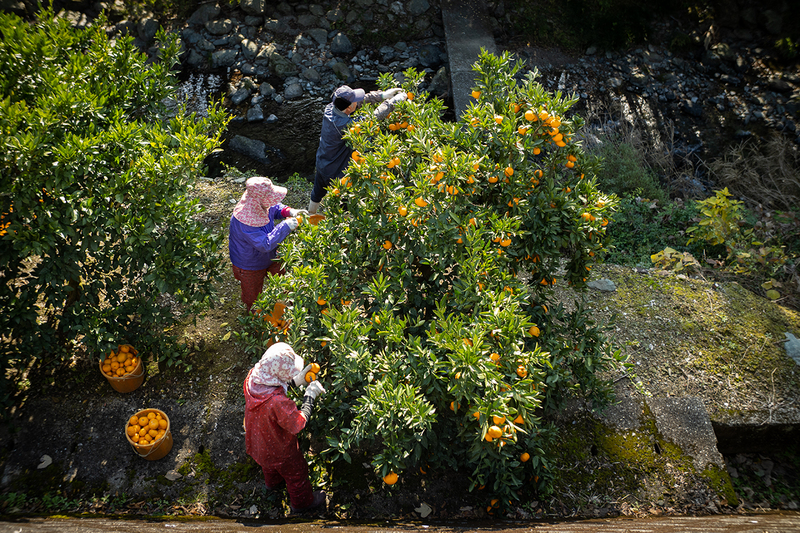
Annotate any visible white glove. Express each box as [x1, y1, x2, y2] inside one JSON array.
[[282, 217, 300, 231], [305, 381, 326, 400], [388, 92, 407, 105], [381, 87, 404, 100], [293, 364, 313, 387], [289, 208, 309, 217]]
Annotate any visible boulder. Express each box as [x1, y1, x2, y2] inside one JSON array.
[[205, 18, 233, 36], [137, 17, 159, 43], [407, 0, 430, 16], [247, 104, 264, 122], [427, 66, 449, 96], [284, 83, 304, 99], [270, 52, 299, 78], [306, 28, 328, 46], [229, 135, 269, 163], [187, 3, 219, 25], [240, 0, 265, 16], [241, 39, 259, 61], [330, 61, 352, 81], [211, 49, 238, 68], [330, 32, 353, 56]]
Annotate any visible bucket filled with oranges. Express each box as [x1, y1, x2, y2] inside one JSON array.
[[99, 344, 145, 393], [125, 408, 173, 460]]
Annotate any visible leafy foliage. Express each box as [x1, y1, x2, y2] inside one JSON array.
[[235, 51, 626, 505], [0, 11, 229, 409]]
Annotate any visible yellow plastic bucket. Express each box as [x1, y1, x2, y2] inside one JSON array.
[[99, 351, 145, 393], [125, 408, 173, 461]]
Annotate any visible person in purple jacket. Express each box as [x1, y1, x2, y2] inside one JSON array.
[[307, 84, 407, 214], [229, 177, 307, 313]]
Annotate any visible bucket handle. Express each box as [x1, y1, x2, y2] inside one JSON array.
[[128, 432, 169, 458]]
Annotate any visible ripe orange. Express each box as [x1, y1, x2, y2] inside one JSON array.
[[305, 371, 317, 383], [407, 92, 414, 100], [490, 352, 500, 363], [384, 472, 398, 485], [492, 415, 505, 425], [500, 238, 511, 247], [529, 325, 540, 337], [524, 110, 535, 121], [533, 147, 541, 155], [488, 176, 498, 184], [469, 218, 477, 226], [472, 411, 481, 419], [494, 115, 503, 124], [463, 338, 473, 347], [317, 297, 327, 305], [514, 414, 524, 424], [566, 161, 574, 168], [310, 362, 321, 374], [450, 401, 459, 411], [487, 425, 502, 439], [398, 206, 408, 216], [568, 154, 577, 162], [516, 365, 528, 378], [520, 452, 530, 462], [504, 166, 513, 177], [383, 240, 393, 250], [471, 90, 481, 99], [414, 197, 428, 208]]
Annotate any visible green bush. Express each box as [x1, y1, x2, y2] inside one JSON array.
[[235, 51, 627, 506], [593, 142, 668, 203], [0, 11, 229, 409], [604, 196, 700, 266]]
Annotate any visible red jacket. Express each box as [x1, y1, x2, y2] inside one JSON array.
[[244, 370, 307, 467]]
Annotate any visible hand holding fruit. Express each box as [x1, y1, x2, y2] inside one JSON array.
[[381, 87, 404, 101], [283, 216, 300, 231], [293, 364, 313, 387], [304, 380, 326, 400]]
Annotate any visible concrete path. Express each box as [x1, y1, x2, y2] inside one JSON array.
[[2, 512, 799, 532], [440, 0, 497, 117]]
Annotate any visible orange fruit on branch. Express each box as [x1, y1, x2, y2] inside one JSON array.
[[383, 472, 398, 485]]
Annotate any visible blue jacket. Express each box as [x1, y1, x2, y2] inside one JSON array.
[[314, 91, 384, 180], [229, 204, 292, 270]]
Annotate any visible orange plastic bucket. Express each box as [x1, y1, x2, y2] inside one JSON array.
[[125, 408, 173, 461], [99, 352, 145, 393]]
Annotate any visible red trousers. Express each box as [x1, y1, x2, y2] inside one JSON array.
[[232, 262, 285, 313], [261, 446, 314, 509]]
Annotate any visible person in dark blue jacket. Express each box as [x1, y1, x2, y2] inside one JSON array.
[[308, 85, 406, 214]]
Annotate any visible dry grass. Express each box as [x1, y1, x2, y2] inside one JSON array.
[[710, 134, 800, 212]]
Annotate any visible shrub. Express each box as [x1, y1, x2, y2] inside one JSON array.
[[0, 11, 228, 409], [235, 51, 626, 506]]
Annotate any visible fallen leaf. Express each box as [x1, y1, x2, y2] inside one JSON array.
[[415, 502, 432, 518], [165, 470, 182, 481]]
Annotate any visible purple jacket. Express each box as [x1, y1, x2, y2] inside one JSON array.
[[229, 204, 292, 270], [314, 90, 384, 181]]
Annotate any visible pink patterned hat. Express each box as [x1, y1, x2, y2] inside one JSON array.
[[232, 177, 287, 227], [249, 342, 304, 391]]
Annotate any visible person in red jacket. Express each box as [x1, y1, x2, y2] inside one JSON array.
[[243, 342, 327, 514]]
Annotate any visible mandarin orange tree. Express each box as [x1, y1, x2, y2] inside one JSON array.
[[237, 50, 623, 507]]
